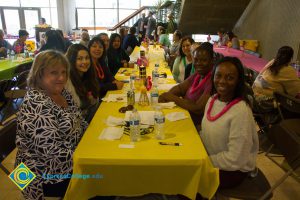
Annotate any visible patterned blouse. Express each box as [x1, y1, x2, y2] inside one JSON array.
[[15, 89, 88, 200]]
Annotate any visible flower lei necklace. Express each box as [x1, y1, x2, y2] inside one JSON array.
[[189, 71, 212, 94], [206, 94, 242, 121]]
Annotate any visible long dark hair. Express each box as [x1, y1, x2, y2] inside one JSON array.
[[178, 36, 194, 60], [66, 44, 99, 105], [108, 33, 122, 51], [211, 56, 251, 106], [269, 46, 294, 75], [88, 37, 107, 67], [41, 30, 65, 52]]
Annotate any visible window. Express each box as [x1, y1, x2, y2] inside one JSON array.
[[95, 9, 117, 27], [95, 0, 117, 8], [3, 9, 20, 35], [0, 0, 20, 7], [119, 0, 139, 9], [21, 0, 49, 7], [77, 9, 94, 27], [76, 0, 93, 8]]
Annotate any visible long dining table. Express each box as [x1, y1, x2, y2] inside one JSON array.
[[64, 46, 219, 200]]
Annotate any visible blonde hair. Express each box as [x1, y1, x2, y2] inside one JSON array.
[[27, 50, 70, 90]]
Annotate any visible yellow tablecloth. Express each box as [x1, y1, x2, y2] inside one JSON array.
[[64, 46, 219, 200]]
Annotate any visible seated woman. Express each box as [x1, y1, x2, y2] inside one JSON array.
[[39, 30, 65, 53], [159, 42, 214, 126], [226, 31, 240, 50], [200, 56, 258, 189], [107, 33, 130, 75], [88, 37, 123, 98], [15, 50, 88, 199], [252, 46, 300, 113], [65, 44, 100, 123], [172, 36, 194, 83], [158, 27, 171, 48]]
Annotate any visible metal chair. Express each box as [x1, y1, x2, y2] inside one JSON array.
[[0, 119, 17, 175], [217, 168, 273, 200]]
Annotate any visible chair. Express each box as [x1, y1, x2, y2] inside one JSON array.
[[0, 119, 17, 175], [14, 61, 32, 75], [217, 168, 273, 200], [273, 91, 300, 120], [260, 118, 300, 199]]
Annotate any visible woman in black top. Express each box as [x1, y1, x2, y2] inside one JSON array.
[[107, 33, 130, 75]]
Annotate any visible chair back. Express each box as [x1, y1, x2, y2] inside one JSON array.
[[0, 119, 17, 164], [14, 61, 33, 75], [274, 91, 300, 120]]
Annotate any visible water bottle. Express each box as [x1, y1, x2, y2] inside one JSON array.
[[24, 45, 29, 58], [295, 60, 300, 73], [127, 89, 135, 106], [129, 73, 135, 90], [10, 50, 15, 60], [154, 106, 165, 140], [6, 49, 10, 59], [150, 86, 159, 106], [152, 64, 159, 87], [129, 109, 141, 142]]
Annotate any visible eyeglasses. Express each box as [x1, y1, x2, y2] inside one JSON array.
[[119, 105, 134, 113]]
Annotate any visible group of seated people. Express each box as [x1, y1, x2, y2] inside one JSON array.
[[9, 25, 300, 199]]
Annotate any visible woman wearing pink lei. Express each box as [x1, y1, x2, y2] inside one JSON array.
[[200, 56, 258, 189], [159, 42, 214, 126]]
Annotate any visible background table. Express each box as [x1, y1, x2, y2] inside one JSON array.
[[0, 58, 33, 80], [64, 46, 219, 200]]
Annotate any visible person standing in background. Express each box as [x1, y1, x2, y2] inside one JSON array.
[[0, 29, 12, 58], [146, 11, 156, 40], [166, 13, 177, 34], [133, 13, 148, 44]]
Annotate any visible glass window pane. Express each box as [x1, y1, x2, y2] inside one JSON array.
[[95, 0, 117, 8], [41, 8, 51, 25], [95, 9, 117, 27], [0, 16, 2, 30], [51, 8, 58, 28], [3, 9, 20, 35], [77, 9, 94, 27], [119, 9, 136, 22], [50, 0, 57, 7], [21, 0, 49, 7], [141, 0, 156, 6], [76, 0, 93, 8], [119, 0, 139, 9], [24, 10, 39, 37], [0, 0, 20, 7]]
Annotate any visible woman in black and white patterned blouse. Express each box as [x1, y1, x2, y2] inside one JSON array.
[[15, 50, 88, 200]]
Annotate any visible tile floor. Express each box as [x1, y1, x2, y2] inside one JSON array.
[[1, 148, 299, 200]]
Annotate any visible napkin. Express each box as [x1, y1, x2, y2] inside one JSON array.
[[158, 84, 177, 91], [102, 94, 127, 102], [165, 112, 188, 122], [98, 127, 123, 140], [157, 102, 176, 109], [124, 111, 155, 125], [105, 116, 124, 126]]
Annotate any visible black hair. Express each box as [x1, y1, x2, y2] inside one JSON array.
[[41, 18, 46, 24], [40, 30, 65, 52], [108, 33, 122, 51], [129, 27, 136, 34], [198, 42, 214, 58], [173, 30, 182, 39], [211, 56, 251, 106], [88, 36, 107, 67], [226, 31, 236, 41], [269, 46, 294, 75], [65, 44, 99, 106], [19, 29, 29, 37]]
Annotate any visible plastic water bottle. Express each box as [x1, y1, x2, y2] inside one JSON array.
[[152, 64, 159, 87], [150, 86, 159, 106], [10, 50, 15, 60], [295, 60, 300, 72], [24, 45, 29, 58], [129, 109, 141, 142], [6, 49, 10, 59], [129, 73, 135, 90], [154, 106, 165, 140]]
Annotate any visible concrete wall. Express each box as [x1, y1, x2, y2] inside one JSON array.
[[234, 0, 300, 60]]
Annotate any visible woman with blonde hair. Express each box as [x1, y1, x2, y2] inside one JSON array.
[[15, 50, 87, 199]]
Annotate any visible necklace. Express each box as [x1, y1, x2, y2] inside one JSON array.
[[206, 94, 242, 121], [189, 71, 212, 94], [94, 63, 104, 79]]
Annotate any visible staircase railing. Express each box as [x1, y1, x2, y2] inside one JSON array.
[[108, 6, 154, 31]]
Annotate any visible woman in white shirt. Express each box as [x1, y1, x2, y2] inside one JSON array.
[[200, 56, 259, 188], [172, 36, 194, 83]]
